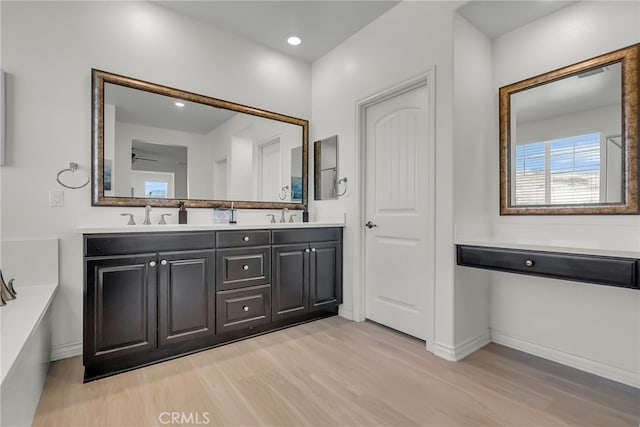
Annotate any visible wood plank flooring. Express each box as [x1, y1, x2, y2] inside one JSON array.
[[33, 317, 639, 426]]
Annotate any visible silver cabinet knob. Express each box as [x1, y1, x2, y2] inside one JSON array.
[[242, 265, 249, 270], [243, 236, 250, 242], [243, 306, 249, 312], [161, 260, 168, 266], [305, 249, 310, 253], [525, 259, 534, 267], [311, 248, 316, 252], [149, 261, 156, 267]]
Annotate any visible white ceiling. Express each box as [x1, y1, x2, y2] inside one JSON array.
[[155, 1, 400, 63], [457, 1, 577, 39]]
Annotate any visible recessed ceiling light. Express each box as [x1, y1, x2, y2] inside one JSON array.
[[287, 36, 301, 46], [174, 101, 185, 108]]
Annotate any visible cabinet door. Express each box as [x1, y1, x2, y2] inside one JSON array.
[[158, 250, 215, 347], [309, 241, 342, 311], [84, 255, 157, 363], [272, 244, 309, 320]]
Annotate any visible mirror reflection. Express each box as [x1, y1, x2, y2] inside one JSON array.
[[103, 82, 303, 203], [510, 63, 621, 206], [499, 43, 639, 215], [314, 135, 338, 200]]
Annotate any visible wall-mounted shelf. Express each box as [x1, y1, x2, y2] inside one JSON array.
[[456, 244, 639, 290]]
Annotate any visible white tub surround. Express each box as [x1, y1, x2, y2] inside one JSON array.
[[74, 221, 345, 234], [0, 238, 59, 427]]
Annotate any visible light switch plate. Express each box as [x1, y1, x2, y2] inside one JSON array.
[[49, 189, 64, 207]]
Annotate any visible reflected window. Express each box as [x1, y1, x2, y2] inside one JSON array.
[[515, 132, 600, 205], [145, 181, 168, 198]]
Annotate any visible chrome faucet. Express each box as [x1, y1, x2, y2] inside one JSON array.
[[143, 205, 152, 225], [280, 208, 289, 223]]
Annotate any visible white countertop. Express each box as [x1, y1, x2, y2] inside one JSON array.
[[75, 221, 345, 234], [0, 283, 58, 384], [455, 237, 640, 259]]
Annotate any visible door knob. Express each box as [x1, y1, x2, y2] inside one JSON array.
[[365, 221, 377, 229]]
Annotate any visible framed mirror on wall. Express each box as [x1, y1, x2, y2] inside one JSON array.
[[499, 43, 638, 215], [92, 69, 309, 209]]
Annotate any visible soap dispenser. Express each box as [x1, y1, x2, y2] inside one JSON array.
[[178, 202, 188, 224], [229, 201, 237, 224]]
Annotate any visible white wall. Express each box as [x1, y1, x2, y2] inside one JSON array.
[[0, 1, 311, 356], [490, 1, 640, 387], [452, 14, 493, 357], [311, 1, 465, 351]]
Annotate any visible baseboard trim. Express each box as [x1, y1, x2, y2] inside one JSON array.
[[491, 330, 640, 389], [433, 330, 491, 362], [338, 307, 354, 321], [51, 341, 82, 361]]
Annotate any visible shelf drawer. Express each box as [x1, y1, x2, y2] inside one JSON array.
[[457, 245, 639, 289], [216, 230, 270, 248], [216, 247, 270, 291], [216, 285, 271, 334], [272, 228, 341, 245]]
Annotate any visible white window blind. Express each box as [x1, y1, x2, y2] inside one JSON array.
[[514, 132, 600, 205]]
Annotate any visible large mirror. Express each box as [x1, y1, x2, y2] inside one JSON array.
[[92, 69, 308, 209], [499, 44, 638, 215]]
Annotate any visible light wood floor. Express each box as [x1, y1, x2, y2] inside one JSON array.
[[33, 317, 639, 427]]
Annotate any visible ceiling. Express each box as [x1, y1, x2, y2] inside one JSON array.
[[457, 1, 577, 39], [156, 1, 400, 63], [155, 1, 579, 63]]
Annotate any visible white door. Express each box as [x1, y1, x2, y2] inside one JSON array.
[[364, 84, 431, 340], [258, 139, 281, 201]]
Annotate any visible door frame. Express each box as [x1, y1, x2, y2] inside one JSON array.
[[353, 69, 436, 352]]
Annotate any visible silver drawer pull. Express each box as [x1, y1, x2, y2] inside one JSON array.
[[311, 248, 316, 252], [525, 259, 534, 267], [305, 249, 310, 253], [161, 260, 168, 266], [149, 261, 156, 267], [242, 265, 249, 270], [243, 306, 249, 312], [243, 236, 250, 242]]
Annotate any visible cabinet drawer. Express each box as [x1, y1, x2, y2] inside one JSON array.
[[272, 228, 341, 245], [216, 247, 270, 291], [216, 285, 271, 334], [216, 230, 270, 248], [85, 232, 215, 256], [457, 245, 639, 288]]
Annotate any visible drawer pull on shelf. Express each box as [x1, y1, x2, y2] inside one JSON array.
[[243, 306, 249, 312], [149, 261, 156, 267], [161, 260, 167, 266], [525, 259, 534, 267], [242, 265, 249, 270], [243, 236, 250, 242], [311, 248, 316, 252], [305, 249, 310, 253]]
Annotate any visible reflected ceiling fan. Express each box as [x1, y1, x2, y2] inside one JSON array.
[[131, 150, 158, 163]]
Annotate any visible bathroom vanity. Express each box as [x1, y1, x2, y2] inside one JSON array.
[[82, 225, 342, 381]]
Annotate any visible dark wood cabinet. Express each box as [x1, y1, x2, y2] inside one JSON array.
[[457, 245, 640, 289], [84, 227, 342, 381], [158, 250, 215, 347], [84, 254, 157, 364], [272, 229, 343, 321], [272, 243, 309, 320]]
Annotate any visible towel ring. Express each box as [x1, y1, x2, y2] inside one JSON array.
[[279, 185, 290, 200], [56, 162, 90, 189], [335, 177, 348, 197]]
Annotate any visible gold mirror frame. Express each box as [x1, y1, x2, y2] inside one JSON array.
[[499, 44, 639, 215], [91, 69, 308, 209]]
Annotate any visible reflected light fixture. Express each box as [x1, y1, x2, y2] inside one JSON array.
[[174, 101, 185, 108], [287, 36, 301, 46]]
